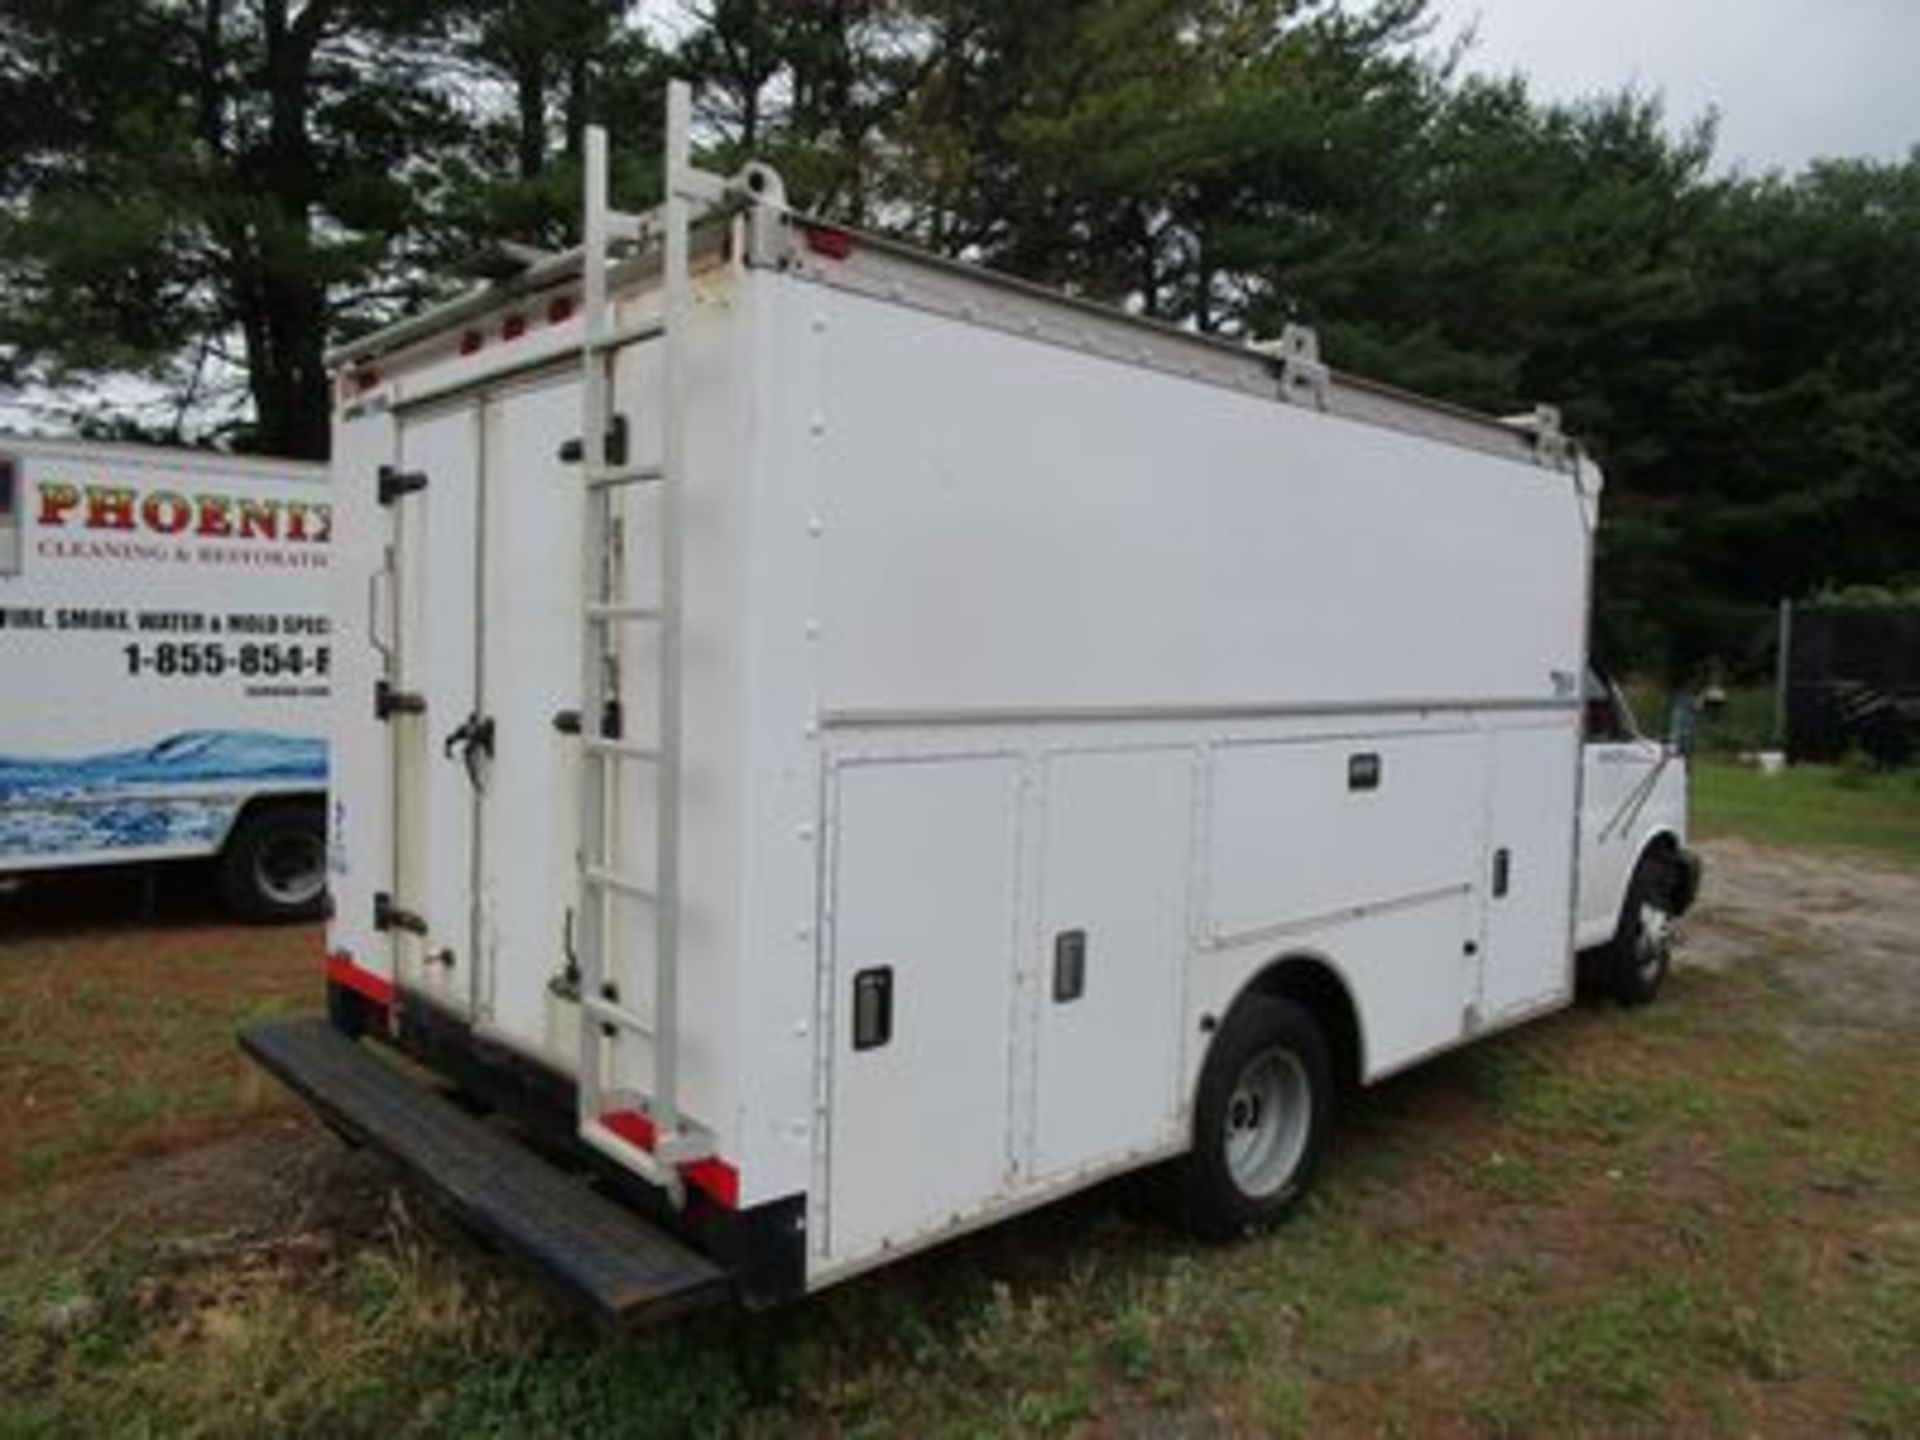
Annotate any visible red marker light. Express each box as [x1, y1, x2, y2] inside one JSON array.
[[803, 225, 853, 261], [548, 295, 576, 324], [502, 312, 527, 341], [460, 329, 483, 355]]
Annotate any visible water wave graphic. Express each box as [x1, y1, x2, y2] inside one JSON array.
[[0, 730, 326, 859]]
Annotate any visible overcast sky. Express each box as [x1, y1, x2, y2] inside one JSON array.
[[1425, 0, 1920, 174]]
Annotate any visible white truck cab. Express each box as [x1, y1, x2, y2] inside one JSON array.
[[1577, 668, 1702, 1002]]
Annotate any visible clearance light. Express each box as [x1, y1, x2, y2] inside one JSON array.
[[460, 329, 483, 356], [548, 295, 576, 324], [501, 312, 528, 341], [803, 224, 853, 261]]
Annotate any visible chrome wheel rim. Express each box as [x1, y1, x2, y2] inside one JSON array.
[[1635, 900, 1673, 986], [1224, 1046, 1311, 1198], [256, 829, 325, 908]]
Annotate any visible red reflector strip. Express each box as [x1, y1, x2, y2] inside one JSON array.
[[802, 224, 853, 261], [602, 1108, 740, 1210], [324, 950, 395, 1008]]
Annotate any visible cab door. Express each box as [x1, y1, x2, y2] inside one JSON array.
[[1576, 670, 1664, 948]]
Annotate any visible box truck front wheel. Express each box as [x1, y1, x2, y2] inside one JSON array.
[[1605, 851, 1680, 1008], [1178, 996, 1332, 1239], [219, 802, 327, 923]]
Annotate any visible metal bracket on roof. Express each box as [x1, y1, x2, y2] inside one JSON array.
[[457, 240, 561, 283], [1501, 404, 1575, 469], [1252, 325, 1330, 410]]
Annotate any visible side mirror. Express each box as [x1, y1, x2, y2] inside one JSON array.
[[1666, 695, 1698, 758]]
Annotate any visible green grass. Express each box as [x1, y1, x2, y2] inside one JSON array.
[[7, 804, 1920, 1433], [7, 964, 1917, 1438], [1692, 759, 1920, 862]]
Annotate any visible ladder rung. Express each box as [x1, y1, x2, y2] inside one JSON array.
[[654, 1128, 715, 1166], [583, 865, 655, 901], [586, 464, 664, 490], [604, 210, 647, 244], [582, 736, 659, 762], [583, 992, 654, 1036], [585, 602, 660, 622], [591, 1111, 717, 1167], [585, 317, 665, 354], [578, 1117, 684, 1198]]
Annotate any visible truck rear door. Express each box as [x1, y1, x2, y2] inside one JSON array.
[[388, 401, 482, 1015], [387, 377, 587, 1058]]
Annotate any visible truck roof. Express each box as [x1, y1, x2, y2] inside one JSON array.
[[329, 206, 1586, 483], [0, 432, 327, 482]]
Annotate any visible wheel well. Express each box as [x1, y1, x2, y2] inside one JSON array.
[[222, 793, 325, 850], [1239, 956, 1364, 1093], [1636, 830, 1685, 895]]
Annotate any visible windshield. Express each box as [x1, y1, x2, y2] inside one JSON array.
[[1584, 668, 1642, 743]]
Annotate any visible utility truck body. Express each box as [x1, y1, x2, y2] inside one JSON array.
[[0, 436, 331, 919], [244, 86, 1697, 1322]]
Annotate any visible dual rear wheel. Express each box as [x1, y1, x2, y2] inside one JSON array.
[[1174, 995, 1333, 1239], [1177, 853, 1684, 1235]]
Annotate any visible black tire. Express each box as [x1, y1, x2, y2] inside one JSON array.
[[1175, 995, 1333, 1240], [1605, 851, 1678, 1007], [218, 802, 327, 923]]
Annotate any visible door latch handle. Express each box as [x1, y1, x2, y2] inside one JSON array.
[[442, 713, 496, 757], [443, 713, 495, 787]]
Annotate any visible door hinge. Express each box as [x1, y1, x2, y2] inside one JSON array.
[[377, 465, 428, 505], [558, 412, 628, 465], [373, 891, 428, 936], [375, 678, 426, 720]]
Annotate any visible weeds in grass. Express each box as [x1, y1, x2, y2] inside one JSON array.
[[1528, 1275, 1704, 1418], [1470, 1148, 1552, 1203]]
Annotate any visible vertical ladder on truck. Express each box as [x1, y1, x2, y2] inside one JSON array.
[[570, 80, 737, 1204]]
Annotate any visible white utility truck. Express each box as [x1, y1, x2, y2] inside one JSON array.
[[243, 84, 1699, 1322], [0, 436, 331, 920]]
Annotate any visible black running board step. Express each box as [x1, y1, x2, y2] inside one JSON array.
[[239, 1017, 727, 1328]]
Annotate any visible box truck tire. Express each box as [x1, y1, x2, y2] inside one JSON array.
[[217, 802, 327, 924], [1177, 996, 1333, 1239], [1604, 852, 1678, 1008]]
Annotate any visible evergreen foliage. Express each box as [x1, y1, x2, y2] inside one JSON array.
[[0, 0, 1913, 672]]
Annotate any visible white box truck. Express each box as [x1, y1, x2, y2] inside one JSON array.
[[243, 85, 1700, 1322], [0, 436, 331, 920]]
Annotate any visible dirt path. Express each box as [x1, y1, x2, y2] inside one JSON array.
[[1687, 836, 1920, 1039]]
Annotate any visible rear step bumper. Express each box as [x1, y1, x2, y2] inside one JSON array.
[[239, 1017, 728, 1328]]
